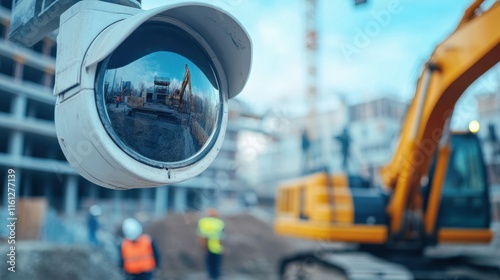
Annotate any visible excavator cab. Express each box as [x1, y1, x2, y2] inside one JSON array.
[[424, 132, 491, 244], [275, 132, 492, 246]]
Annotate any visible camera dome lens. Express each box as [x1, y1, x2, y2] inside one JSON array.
[[95, 22, 222, 167]]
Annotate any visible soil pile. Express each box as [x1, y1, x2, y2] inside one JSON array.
[[147, 213, 300, 280]]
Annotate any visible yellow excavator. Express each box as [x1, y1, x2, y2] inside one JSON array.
[[275, 1, 500, 278], [170, 64, 194, 112]]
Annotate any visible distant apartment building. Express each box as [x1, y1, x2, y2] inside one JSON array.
[[241, 97, 349, 198], [348, 96, 408, 172], [241, 96, 408, 198], [0, 1, 249, 218], [476, 92, 500, 185]]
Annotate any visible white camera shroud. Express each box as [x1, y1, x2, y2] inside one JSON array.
[[54, 1, 251, 189]]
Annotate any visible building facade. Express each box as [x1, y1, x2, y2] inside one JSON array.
[[476, 92, 500, 186], [242, 96, 408, 198], [240, 96, 349, 198], [348, 97, 408, 173]]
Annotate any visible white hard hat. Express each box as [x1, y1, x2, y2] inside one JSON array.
[[89, 205, 102, 216], [122, 218, 142, 240]]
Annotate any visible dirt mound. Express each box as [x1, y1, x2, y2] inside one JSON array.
[[146, 213, 299, 280]]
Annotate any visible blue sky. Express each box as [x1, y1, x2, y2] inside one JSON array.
[[142, 0, 500, 126], [105, 51, 218, 104]]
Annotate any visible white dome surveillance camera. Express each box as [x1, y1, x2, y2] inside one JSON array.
[[54, 1, 251, 189]]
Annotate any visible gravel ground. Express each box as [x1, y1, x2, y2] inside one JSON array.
[[108, 104, 198, 162], [0, 242, 122, 280]]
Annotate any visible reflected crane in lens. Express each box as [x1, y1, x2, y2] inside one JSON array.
[[172, 64, 194, 112]]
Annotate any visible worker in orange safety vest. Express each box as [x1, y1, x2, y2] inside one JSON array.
[[120, 218, 160, 280]]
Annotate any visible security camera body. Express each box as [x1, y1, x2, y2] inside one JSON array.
[[54, 1, 251, 189], [55, 2, 138, 99]]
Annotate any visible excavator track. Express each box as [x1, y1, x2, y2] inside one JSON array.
[[279, 250, 500, 280]]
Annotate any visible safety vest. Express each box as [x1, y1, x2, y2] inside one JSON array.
[[198, 217, 224, 254], [121, 234, 156, 274]]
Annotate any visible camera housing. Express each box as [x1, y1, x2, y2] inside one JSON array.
[[54, 1, 251, 189]]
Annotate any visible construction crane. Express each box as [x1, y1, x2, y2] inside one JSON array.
[[304, 0, 319, 171], [276, 1, 500, 278]]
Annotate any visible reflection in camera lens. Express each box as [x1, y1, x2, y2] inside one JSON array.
[[96, 23, 220, 165]]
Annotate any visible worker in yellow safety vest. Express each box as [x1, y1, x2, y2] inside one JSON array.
[[198, 208, 225, 280], [120, 218, 160, 280]]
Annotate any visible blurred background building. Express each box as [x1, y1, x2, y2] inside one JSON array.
[[238, 96, 348, 198], [348, 96, 408, 180], [476, 92, 500, 186], [476, 91, 500, 222], [241, 95, 408, 199]]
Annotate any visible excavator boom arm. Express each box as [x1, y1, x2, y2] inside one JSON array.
[[381, 0, 500, 234], [178, 65, 192, 101]]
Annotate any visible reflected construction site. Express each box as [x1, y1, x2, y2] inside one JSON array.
[[102, 52, 219, 163]]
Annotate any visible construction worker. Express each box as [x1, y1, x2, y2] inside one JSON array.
[[87, 204, 101, 246], [197, 208, 225, 280], [120, 218, 160, 280]]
